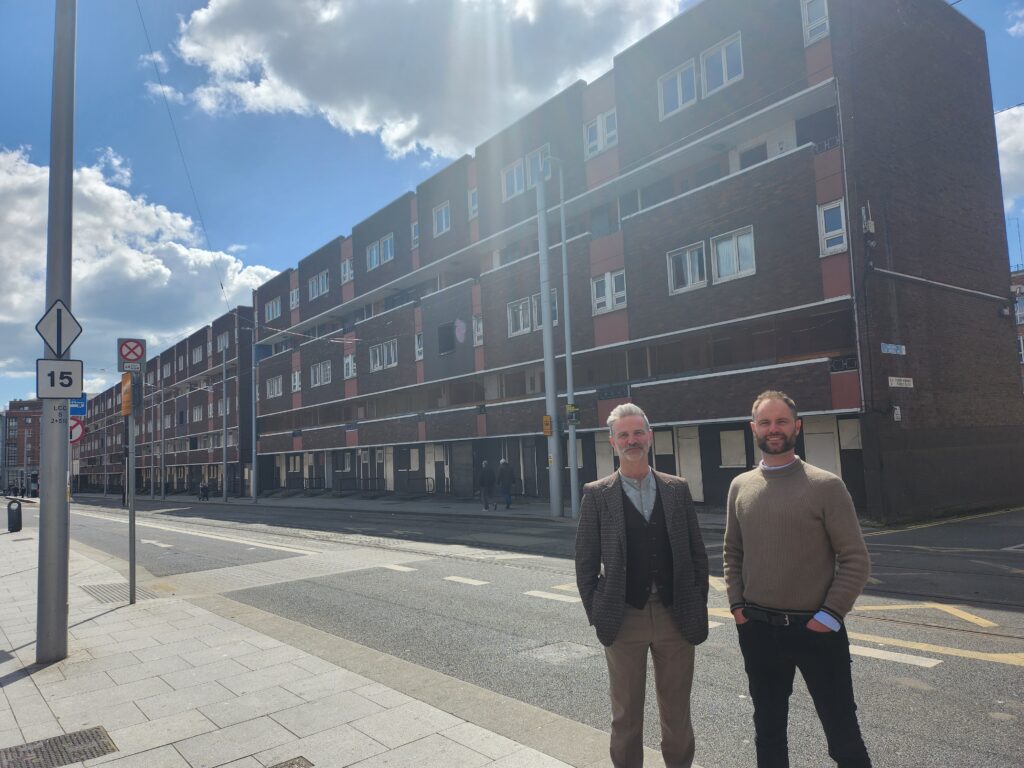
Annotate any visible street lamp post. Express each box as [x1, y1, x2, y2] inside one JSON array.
[[535, 175, 563, 517]]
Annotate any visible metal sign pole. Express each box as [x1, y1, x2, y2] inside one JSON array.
[[128, 400, 136, 605]]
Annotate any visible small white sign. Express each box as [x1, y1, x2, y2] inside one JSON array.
[[881, 343, 906, 356], [892, 405, 902, 422], [37, 359, 84, 398], [888, 376, 914, 389], [121, 361, 142, 372]]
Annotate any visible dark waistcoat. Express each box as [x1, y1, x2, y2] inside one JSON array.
[[623, 487, 674, 610]]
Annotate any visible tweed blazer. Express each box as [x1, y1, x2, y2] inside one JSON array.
[[575, 470, 709, 647]]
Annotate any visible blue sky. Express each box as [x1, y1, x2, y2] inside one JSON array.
[[1, 0, 1022, 410]]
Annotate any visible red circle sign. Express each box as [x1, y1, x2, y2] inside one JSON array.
[[69, 417, 86, 444], [120, 340, 144, 361]]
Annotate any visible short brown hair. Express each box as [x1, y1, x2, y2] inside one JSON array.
[[751, 390, 799, 421]]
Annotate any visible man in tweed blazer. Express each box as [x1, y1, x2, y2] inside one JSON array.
[[576, 403, 709, 768]]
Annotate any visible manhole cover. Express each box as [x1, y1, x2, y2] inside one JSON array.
[[268, 758, 313, 768], [524, 641, 602, 664], [79, 583, 159, 604], [0, 726, 116, 768]]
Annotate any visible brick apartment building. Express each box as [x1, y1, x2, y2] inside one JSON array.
[[74, 0, 1023, 522], [75, 307, 253, 496], [1013, 266, 1024, 389], [3, 399, 43, 494]]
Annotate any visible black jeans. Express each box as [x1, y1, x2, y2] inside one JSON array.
[[737, 619, 871, 768]]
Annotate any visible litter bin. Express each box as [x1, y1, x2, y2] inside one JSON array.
[[7, 500, 22, 533]]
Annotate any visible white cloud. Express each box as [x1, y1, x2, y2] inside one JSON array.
[[174, 0, 679, 158], [0, 147, 276, 405], [1008, 8, 1024, 37], [996, 106, 1024, 214], [145, 81, 186, 104], [139, 51, 169, 74]]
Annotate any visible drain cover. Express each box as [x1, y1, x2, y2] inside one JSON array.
[[0, 726, 116, 768], [268, 758, 314, 768], [79, 583, 159, 603]]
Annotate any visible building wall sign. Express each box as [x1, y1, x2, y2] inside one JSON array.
[[881, 343, 906, 355], [888, 377, 914, 388]]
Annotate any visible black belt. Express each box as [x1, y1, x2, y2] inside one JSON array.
[[743, 607, 814, 627]]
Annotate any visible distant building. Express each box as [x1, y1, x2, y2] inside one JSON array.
[[3, 399, 43, 494], [1012, 266, 1024, 390]]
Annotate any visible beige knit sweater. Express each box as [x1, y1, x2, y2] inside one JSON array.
[[723, 459, 870, 620]]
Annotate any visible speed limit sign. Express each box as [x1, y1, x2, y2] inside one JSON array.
[[36, 359, 84, 398]]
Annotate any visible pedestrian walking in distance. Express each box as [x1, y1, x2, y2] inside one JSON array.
[[497, 458, 515, 509], [576, 402, 709, 768], [478, 460, 496, 511], [725, 390, 872, 768]]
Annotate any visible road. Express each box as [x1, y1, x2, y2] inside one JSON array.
[[22, 497, 1024, 768]]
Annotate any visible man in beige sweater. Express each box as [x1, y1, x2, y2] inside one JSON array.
[[724, 390, 871, 768]]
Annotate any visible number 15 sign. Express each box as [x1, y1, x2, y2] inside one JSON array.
[[37, 359, 84, 399]]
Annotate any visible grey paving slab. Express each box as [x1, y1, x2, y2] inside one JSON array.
[[442, 722, 523, 760], [49, 677, 173, 719], [135, 680, 235, 721], [211, 759, 263, 768], [347, 733, 491, 768], [234, 645, 307, 671], [197, 685, 304, 728], [282, 667, 372, 701], [57, 701, 148, 734], [0, 728, 23, 750], [39, 670, 116, 701], [201, 630, 284, 650], [133, 639, 210, 663], [179, 640, 262, 668], [20, 721, 65, 743], [350, 701, 464, 749], [159, 658, 249, 690], [489, 749, 576, 768], [60, 652, 141, 679], [271, 690, 386, 738], [353, 683, 414, 710], [218, 661, 312, 696], [29, 664, 67, 686], [254, 722, 387, 768], [172, 715, 295, 768], [90, 710, 216, 765], [11, 695, 58, 728], [0, 710, 16, 731], [291, 653, 338, 675], [91, 744, 191, 768], [88, 636, 162, 659], [108, 655, 192, 685]]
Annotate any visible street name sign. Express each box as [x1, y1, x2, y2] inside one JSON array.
[[117, 338, 146, 373], [36, 299, 82, 358], [37, 359, 84, 398]]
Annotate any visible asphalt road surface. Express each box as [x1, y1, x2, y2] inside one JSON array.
[[22, 497, 1024, 768]]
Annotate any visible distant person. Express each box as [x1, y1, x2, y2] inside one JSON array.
[[725, 390, 872, 768], [496, 458, 516, 510], [478, 460, 495, 511], [199, 480, 210, 501], [576, 402, 708, 768]]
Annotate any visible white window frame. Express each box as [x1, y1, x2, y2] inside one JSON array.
[[343, 353, 357, 379], [584, 109, 619, 159], [191, 346, 202, 364], [291, 370, 301, 392], [369, 339, 398, 371], [192, 405, 203, 422], [309, 269, 330, 300], [473, 315, 484, 346], [1017, 335, 1024, 365], [531, 289, 559, 329], [415, 332, 424, 360], [667, 242, 707, 294], [411, 221, 419, 248], [162, 362, 171, 379], [802, 0, 830, 46], [264, 296, 281, 322], [701, 32, 744, 98], [380, 233, 394, 264], [310, 360, 331, 388], [658, 60, 697, 121], [526, 144, 551, 189], [177, 355, 184, 371], [592, 270, 627, 315], [289, 287, 300, 309], [366, 240, 381, 271], [502, 159, 525, 201], [341, 258, 354, 284], [216, 331, 229, 352], [433, 202, 451, 237], [266, 375, 283, 398], [711, 226, 756, 284], [818, 200, 847, 256], [507, 297, 531, 337], [468, 188, 478, 220]]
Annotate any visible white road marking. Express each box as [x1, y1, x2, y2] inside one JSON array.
[[69, 509, 319, 555], [488, 553, 540, 560], [552, 583, 578, 593], [140, 539, 173, 549], [381, 564, 417, 572], [850, 645, 942, 668], [1001, 542, 1024, 552], [444, 576, 489, 586], [708, 621, 723, 629], [525, 590, 581, 603]]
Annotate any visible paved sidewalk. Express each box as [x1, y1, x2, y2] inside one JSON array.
[[0, 527, 578, 768]]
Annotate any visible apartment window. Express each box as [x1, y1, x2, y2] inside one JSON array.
[[192, 405, 203, 422], [411, 221, 419, 248], [289, 287, 300, 309], [291, 371, 301, 392], [526, 144, 551, 189], [1015, 296, 1024, 325], [473, 315, 483, 346], [818, 200, 847, 256], [502, 159, 525, 201], [309, 269, 330, 300], [739, 142, 768, 170], [701, 33, 743, 97], [507, 298, 531, 337], [658, 60, 696, 120], [592, 270, 627, 314], [208, 402, 214, 418], [264, 296, 281, 321], [217, 397, 230, 416], [531, 289, 559, 329], [380, 233, 394, 264], [266, 376, 282, 398], [191, 347, 202, 364], [468, 188, 478, 220], [585, 109, 619, 158], [177, 355, 184, 371], [1017, 335, 1024, 364], [216, 331, 229, 352], [415, 332, 424, 360], [433, 202, 451, 237], [711, 226, 756, 282], [343, 353, 357, 379], [366, 240, 381, 271], [310, 360, 331, 387], [164, 413, 172, 429], [803, 0, 829, 46], [668, 243, 707, 293], [207, 340, 212, 355], [369, 339, 398, 371]]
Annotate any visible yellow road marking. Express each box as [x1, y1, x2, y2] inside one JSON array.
[[854, 602, 997, 628], [552, 583, 578, 592], [848, 631, 1024, 667], [709, 576, 726, 592], [863, 508, 1015, 536], [709, 607, 734, 619]]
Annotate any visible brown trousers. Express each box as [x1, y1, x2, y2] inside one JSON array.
[[604, 595, 696, 768]]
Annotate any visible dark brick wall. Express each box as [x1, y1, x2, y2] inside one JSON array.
[[426, 409, 478, 442], [358, 416, 421, 447], [485, 399, 546, 436], [299, 335, 346, 407], [417, 156, 472, 266], [255, 269, 293, 340], [352, 192, 415, 295], [355, 304, 417, 395], [421, 281, 476, 381], [298, 237, 344, 322], [257, 352, 295, 415]]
